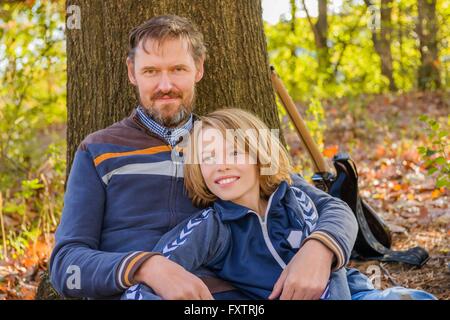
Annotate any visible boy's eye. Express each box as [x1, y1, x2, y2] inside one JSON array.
[[202, 155, 215, 164]]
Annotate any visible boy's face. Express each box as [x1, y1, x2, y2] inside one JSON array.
[[198, 127, 260, 208], [127, 38, 204, 127]]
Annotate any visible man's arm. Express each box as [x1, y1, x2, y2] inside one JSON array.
[[49, 148, 155, 298], [290, 173, 358, 270], [269, 174, 358, 300]]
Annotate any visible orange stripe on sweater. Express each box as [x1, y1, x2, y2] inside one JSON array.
[[123, 252, 150, 287], [94, 145, 172, 166]]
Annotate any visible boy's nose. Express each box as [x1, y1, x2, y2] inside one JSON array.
[[216, 160, 231, 171]]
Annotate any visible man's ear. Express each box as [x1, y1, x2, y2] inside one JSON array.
[[195, 56, 205, 83], [126, 57, 137, 86]]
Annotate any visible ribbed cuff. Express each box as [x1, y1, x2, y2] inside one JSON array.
[[303, 231, 346, 271], [115, 251, 159, 289]]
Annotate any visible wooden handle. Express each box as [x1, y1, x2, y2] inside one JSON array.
[[270, 67, 330, 173]]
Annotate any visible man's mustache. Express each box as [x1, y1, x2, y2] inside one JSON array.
[[151, 91, 182, 100]]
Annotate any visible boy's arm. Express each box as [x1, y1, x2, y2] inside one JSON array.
[[49, 148, 156, 298], [290, 173, 358, 270], [153, 209, 230, 271]]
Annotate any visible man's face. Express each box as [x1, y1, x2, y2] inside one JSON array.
[[127, 38, 204, 127]]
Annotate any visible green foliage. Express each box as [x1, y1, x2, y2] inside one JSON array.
[[266, 0, 449, 172], [304, 97, 325, 150], [265, 0, 450, 100], [418, 115, 450, 188], [0, 0, 66, 260]]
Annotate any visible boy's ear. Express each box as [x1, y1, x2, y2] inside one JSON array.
[[126, 57, 137, 86]]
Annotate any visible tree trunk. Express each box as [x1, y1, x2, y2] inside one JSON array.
[[416, 0, 440, 90], [38, 0, 279, 299], [379, 0, 397, 91], [290, 0, 297, 34], [364, 0, 397, 91], [316, 0, 330, 76], [301, 0, 331, 80], [66, 0, 279, 172]]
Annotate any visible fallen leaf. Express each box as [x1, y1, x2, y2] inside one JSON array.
[[431, 189, 442, 199], [388, 224, 407, 233], [376, 145, 386, 158], [323, 145, 339, 158], [418, 207, 431, 224]]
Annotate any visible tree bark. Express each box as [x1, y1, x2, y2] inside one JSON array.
[[316, 0, 330, 75], [416, 0, 440, 90], [364, 0, 397, 91], [290, 0, 297, 33], [301, 0, 331, 79], [66, 0, 279, 171]]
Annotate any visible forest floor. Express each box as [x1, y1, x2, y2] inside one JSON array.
[[286, 90, 449, 299], [0, 91, 449, 300]]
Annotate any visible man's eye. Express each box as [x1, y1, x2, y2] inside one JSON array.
[[174, 67, 185, 72], [144, 69, 156, 75]]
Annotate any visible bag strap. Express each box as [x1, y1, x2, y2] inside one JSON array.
[[355, 198, 429, 266]]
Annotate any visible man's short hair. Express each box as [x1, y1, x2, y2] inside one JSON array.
[[128, 15, 206, 65]]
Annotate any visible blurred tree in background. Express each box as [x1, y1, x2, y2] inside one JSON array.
[[417, 0, 441, 89]]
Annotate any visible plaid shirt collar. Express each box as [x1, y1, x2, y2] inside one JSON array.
[[136, 106, 193, 147]]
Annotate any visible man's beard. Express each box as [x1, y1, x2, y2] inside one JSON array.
[[140, 88, 195, 128]]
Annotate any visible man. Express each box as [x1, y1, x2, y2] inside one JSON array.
[[50, 15, 358, 300]]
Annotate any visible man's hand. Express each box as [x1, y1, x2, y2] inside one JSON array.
[[133, 255, 214, 300], [268, 239, 334, 300]]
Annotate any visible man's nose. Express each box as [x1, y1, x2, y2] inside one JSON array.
[[157, 72, 173, 92]]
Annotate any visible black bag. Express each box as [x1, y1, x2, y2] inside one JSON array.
[[312, 152, 429, 266]]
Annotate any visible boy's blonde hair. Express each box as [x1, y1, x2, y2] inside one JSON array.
[[183, 108, 293, 208]]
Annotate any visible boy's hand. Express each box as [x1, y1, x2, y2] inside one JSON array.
[[268, 239, 334, 300], [134, 255, 214, 300]]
